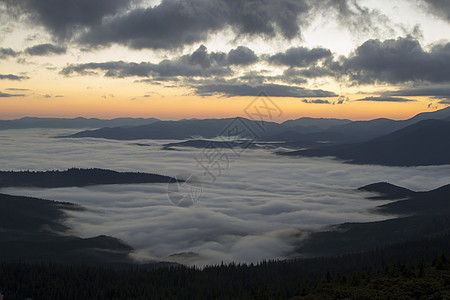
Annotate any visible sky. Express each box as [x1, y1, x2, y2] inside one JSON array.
[[1, 0, 450, 121]]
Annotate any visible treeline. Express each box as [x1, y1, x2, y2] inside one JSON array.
[[0, 168, 175, 188], [295, 254, 450, 299], [1, 234, 450, 299]]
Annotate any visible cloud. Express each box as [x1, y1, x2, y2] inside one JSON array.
[[302, 99, 333, 104], [227, 46, 258, 66], [336, 37, 450, 84], [316, 0, 394, 38], [25, 43, 67, 56], [0, 74, 29, 81], [5, 88, 31, 91], [193, 83, 338, 98], [3, 0, 132, 40], [384, 86, 450, 99], [268, 47, 332, 67], [2, 0, 397, 51], [2, 128, 450, 265], [383, 86, 450, 105], [356, 96, 417, 102], [79, 0, 311, 49], [61, 45, 257, 78], [0, 91, 25, 97], [279, 67, 334, 85], [0, 47, 20, 59], [421, 0, 450, 22], [265, 37, 450, 86], [337, 95, 349, 104], [284, 66, 334, 79]]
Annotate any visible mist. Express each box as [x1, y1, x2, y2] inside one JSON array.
[[1, 129, 450, 265]]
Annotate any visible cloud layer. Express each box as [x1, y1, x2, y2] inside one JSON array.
[[1, 129, 450, 265], [61, 45, 256, 78], [3, 0, 132, 39], [2, 0, 410, 50], [193, 83, 337, 98], [337, 37, 450, 84], [56, 35, 450, 101], [356, 96, 416, 102]]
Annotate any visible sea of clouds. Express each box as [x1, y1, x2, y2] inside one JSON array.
[[1, 128, 450, 265]]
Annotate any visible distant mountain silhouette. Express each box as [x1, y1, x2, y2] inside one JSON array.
[[0, 117, 159, 130], [0, 168, 177, 188], [358, 181, 450, 216], [317, 106, 450, 142], [282, 117, 352, 131], [62, 117, 291, 140], [61, 107, 450, 147], [375, 184, 450, 216], [358, 182, 415, 200], [280, 119, 450, 166]]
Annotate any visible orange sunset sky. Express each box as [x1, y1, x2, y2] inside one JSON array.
[[1, 0, 450, 122]]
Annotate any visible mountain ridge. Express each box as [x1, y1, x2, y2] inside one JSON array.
[[279, 119, 450, 166], [0, 117, 160, 130], [58, 107, 450, 144], [297, 181, 450, 257], [0, 193, 136, 264], [0, 168, 178, 188]]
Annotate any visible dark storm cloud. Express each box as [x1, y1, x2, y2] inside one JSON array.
[[384, 86, 450, 105], [78, 0, 224, 49], [0, 91, 25, 97], [227, 46, 258, 65], [0, 74, 29, 81], [337, 37, 450, 84], [79, 0, 311, 49], [268, 47, 332, 67], [0, 48, 20, 59], [3, 0, 132, 39], [264, 37, 450, 86], [355, 96, 416, 102], [61, 45, 257, 78], [25, 43, 67, 56], [194, 83, 337, 98], [422, 0, 450, 22], [2, 0, 397, 51], [302, 99, 332, 104]]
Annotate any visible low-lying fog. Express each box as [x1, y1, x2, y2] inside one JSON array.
[[2, 129, 450, 265]]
